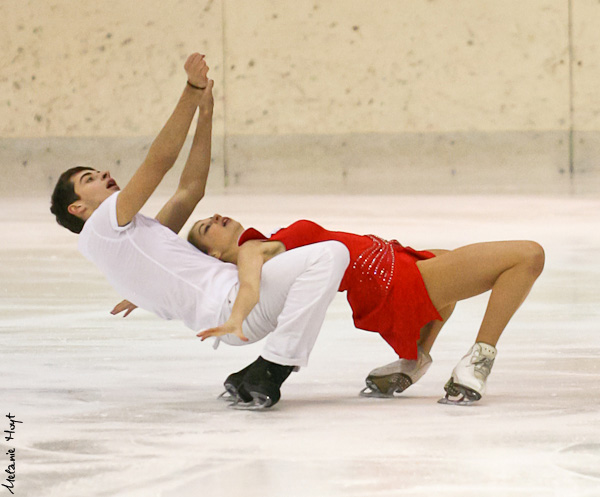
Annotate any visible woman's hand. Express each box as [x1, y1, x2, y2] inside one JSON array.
[[111, 299, 137, 317], [196, 319, 248, 342]]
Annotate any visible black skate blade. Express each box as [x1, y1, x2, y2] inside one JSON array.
[[229, 392, 273, 411]]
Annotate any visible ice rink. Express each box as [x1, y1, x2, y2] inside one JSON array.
[[2, 193, 599, 497]]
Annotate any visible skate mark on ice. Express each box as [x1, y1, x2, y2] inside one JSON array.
[[554, 443, 600, 480]]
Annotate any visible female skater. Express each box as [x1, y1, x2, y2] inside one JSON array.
[[183, 214, 545, 404]]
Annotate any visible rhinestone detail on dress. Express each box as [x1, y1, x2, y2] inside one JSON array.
[[351, 235, 395, 293]]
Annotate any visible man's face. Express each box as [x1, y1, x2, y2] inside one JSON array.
[[69, 169, 120, 220], [190, 214, 244, 259]]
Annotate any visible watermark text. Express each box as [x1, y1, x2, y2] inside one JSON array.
[[3, 413, 22, 495]]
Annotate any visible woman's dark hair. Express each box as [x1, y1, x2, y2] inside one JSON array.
[[187, 224, 209, 254], [50, 166, 94, 234]]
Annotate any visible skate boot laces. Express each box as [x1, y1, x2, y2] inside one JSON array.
[[471, 352, 494, 379], [469, 344, 496, 379]]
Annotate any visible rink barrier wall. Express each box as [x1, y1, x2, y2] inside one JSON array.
[[2, 131, 597, 197], [2, 0, 600, 195]]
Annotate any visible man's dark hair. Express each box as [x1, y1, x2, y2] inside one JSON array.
[[50, 166, 94, 234]]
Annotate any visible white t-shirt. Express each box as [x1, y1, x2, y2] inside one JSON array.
[[78, 192, 238, 331]]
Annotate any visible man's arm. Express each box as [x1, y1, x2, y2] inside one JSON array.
[[115, 53, 209, 227], [155, 78, 214, 234]]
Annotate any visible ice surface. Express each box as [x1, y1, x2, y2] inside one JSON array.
[[1, 194, 599, 497]]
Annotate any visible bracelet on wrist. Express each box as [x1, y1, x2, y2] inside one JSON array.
[[187, 80, 206, 90]]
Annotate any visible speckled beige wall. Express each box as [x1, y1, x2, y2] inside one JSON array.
[[1, 0, 224, 136], [1, 0, 225, 195], [223, 0, 569, 135], [572, 0, 599, 130], [1, 0, 598, 195], [571, 0, 600, 186]]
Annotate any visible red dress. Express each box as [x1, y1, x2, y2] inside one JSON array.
[[238, 220, 442, 360]]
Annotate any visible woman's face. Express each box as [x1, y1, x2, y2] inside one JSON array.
[[189, 214, 244, 258]]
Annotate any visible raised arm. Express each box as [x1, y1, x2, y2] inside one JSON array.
[[115, 53, 209, 227], [155, 65, 214, 233]]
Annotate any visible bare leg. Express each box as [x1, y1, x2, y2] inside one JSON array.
[[418, 303, 456, 353], [416, 241, 545, 346], [361, 243, 544, 400], [360, 250, 455, 398], [416, 249, 455, 354]]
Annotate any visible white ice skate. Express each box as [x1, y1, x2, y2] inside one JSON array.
[[360, 346, 433, 398], [438, 342, 497, 406]]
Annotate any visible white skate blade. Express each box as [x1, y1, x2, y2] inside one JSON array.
[[218, 382, 247, 403], [438, 378, 481, 406], [217, 390, 237, 402], [359, 386, 394, 399], [229, 392, 273, 411], [359, 375, 413, 399], [437, 395, 475, 406]]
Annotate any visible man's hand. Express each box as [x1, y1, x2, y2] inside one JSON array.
[[196, 319, 248, 342], [184, 53, 214, 115], [184, 53, 209, 89], [111, 299, 138, 317]]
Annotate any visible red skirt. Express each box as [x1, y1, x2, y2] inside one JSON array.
[[344, 237, 441, 360]]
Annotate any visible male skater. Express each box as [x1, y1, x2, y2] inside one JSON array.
[[50, 53, 349, 409]]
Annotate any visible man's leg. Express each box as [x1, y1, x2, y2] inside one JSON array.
[[218, 241, 349, 407], [257, 240, 350, 366], [220, 241, 349, 361]]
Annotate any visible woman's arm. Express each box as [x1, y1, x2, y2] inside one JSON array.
[[196, 240, 269, 341], [258, 240, 287, 262]]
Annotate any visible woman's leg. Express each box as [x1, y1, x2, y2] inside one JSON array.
[[416, 250, 455, 354], [360, 250, 456, 398], [417, 240, 544, 403], [418, 303, 456, 353], [416, 241, 544, 346]]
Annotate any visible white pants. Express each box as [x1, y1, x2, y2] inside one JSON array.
[[217, 241, 350, 367]]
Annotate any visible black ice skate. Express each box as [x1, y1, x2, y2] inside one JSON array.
[[231, 356, 294, 410], [217, 358, 261, 403]]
